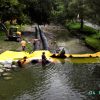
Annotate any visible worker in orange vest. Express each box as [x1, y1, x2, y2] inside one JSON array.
[[17, 56, 27, 67]]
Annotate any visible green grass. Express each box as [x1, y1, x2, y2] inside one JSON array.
[[0, 23, 33, 53], [66, 22, 100, 51], [26, 43, 33, 53], [83, 25, 97, 34], [85, 37, 100, 51], [66, 22, 81, 30], [66, 22, 97, 34], [0, 37, 33, 53], [90, 32, 100, 39], [0, 37, 20, 53]]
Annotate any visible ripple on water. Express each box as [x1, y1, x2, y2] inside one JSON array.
[[0, 62, 99, 100]]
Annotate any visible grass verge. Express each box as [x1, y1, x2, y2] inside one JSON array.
[[66, 22, 97, 34], [85, 36, 100, 51], [66, 22, 100, 51]]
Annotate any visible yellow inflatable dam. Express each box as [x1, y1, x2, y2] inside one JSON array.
[[0, 50, 100, 64], [0, 51, 29, 62]]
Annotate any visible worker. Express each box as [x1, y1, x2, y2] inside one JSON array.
[[41, 52, 47, 66], [21, 39, 26, 51], [59, 48, 65, 57], [17, 56, 27, 68], [17, 31, 21, 37], [33, 38, 40, 51], [17, 31, 22, 41], [56, 47, 60, 53]]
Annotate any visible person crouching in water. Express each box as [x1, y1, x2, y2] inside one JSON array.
[[59, 48, 66, 58], [17, 56, 27, 68], [42, 52, 47, 66]]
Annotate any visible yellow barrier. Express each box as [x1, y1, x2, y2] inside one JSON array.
[[0, 51, 29, 62], [0, 50, 100, 63]]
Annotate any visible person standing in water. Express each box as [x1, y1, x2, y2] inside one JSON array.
[[21, 39, 26, 51], [32, 37, 40, 51], [59, 48, 66, 57], [42, 52, 47, 66]]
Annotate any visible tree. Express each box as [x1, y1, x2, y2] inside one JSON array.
[[19, 0, 53, 25], [64, 0, 88, 30], [0, 0, 30, 24], [86, 0, 100, 25], [0, 0, 19, 23]]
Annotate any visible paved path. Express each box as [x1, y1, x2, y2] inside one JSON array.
[[84, 21, 100, 30]]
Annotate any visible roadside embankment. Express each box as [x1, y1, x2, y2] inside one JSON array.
[[65, 22, 100, 52]]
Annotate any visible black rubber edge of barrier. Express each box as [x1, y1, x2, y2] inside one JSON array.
[[38, 26, 48, 50]]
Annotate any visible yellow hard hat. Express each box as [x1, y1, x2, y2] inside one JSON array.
[[17, 31, 21, 35]]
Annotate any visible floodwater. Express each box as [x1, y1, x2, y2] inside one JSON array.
[[0, 30, 100, 100], [0, 59, 100, 100], [0, 46, 100, 100]]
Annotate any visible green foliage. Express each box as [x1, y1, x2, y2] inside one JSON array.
[[50, 0, 66, 24], [26, 43, 32, 53], [85, 0, 100, 25], [0, 0, 100, 25]]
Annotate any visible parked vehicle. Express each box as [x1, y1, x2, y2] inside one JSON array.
[[0, 23, 21, 41]]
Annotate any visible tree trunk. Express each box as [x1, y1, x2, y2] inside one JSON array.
[[0, 23, 9, 37], [80, 18, 83, 30]]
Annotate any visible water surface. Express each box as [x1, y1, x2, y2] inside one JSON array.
[[0, 62, 100, 100]]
